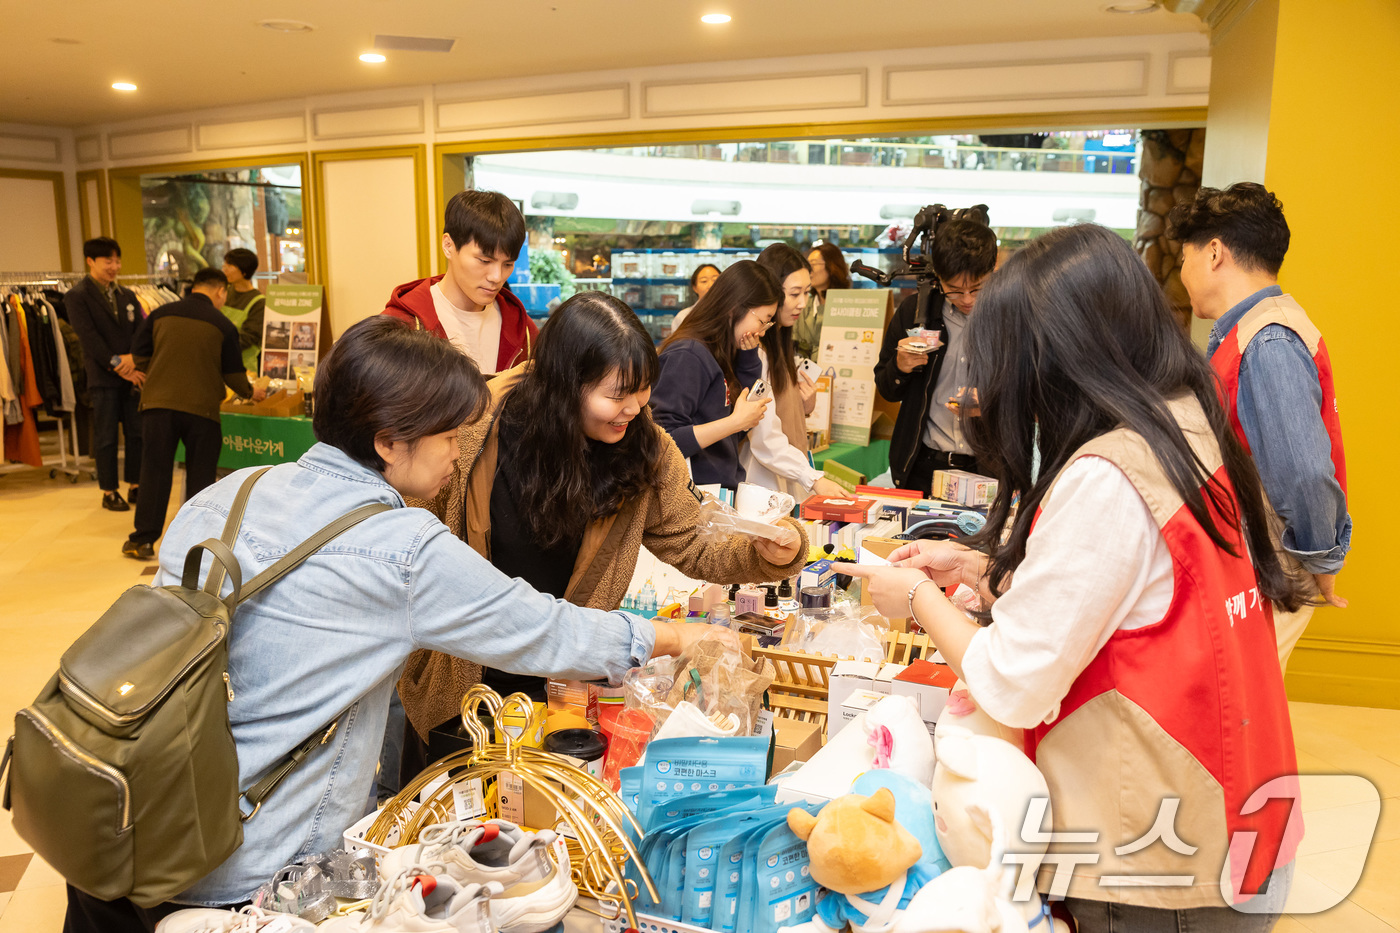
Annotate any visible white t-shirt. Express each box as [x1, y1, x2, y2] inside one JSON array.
[[432, 282, 501, 373], [960, 455, 1175, 730], [740, 347, 823, 497]]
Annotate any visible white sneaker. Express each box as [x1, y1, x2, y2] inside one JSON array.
[[382, 820, 577, 933], [155, 905, 316, 932], [319, 870, 501, 933]]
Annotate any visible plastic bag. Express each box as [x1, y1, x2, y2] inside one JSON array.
[[622, 629, 775, 741], [788, 603, 886, 662], [695, 489, 794, 544]]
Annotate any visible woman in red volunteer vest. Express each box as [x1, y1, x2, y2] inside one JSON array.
[[840, 224, 1307, 933]]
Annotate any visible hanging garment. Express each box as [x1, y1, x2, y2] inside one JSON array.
[[44, 295, 76, 412], [2, 301, 44, 468]]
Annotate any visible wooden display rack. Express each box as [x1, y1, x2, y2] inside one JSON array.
[[755, 628, 935, 731]]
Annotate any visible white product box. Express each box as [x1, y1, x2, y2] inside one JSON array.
[[873, 663, 907, 694], [827, 660, 881, 729], [836, 689, 887, 734], [890, 660, 959, 735]]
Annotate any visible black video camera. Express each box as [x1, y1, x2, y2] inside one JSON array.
[[850, 203, 990, 329]]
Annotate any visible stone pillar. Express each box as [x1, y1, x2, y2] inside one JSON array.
[[1134, 128, 1206, 329]]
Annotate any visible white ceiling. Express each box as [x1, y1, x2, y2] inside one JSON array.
[[0, 1, 1204, 128]]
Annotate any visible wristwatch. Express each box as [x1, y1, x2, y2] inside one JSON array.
[[109, 355, 122, 369]]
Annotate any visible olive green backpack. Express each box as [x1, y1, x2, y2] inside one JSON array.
[[0, 468, 389, 907]]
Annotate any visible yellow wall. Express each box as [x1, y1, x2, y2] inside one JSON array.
[[1259, 0, 1400, 706]]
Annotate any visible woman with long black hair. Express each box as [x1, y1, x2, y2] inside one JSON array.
[[742, 243, 845, 497], [651, 260, 779, 488], [397, 290, 806, 740], [840, 224, 1302, 932], [794, 242, 851, 359]]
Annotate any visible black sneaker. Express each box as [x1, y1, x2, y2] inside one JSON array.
[[127, 485, 139, 504], [121, 539, 155, 560], [102, 491, 130, 512]]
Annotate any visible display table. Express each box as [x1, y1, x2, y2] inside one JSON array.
[[176, 412, 317, 469], [812, 439, 890, 482]]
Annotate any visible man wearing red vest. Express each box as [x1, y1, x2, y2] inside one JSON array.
[[1169, 182, 1352, 670]]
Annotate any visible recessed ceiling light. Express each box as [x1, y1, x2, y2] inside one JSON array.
[[112, 82, 137, 92], [259, 19, 315, 32], [1105, 1, 1160, 12], [359, 52, 387, 63], [701, 13, 731, 24]]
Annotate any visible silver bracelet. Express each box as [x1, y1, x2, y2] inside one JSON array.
[[907, 578, 935, 619]]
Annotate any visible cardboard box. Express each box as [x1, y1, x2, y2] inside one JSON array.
[[891, 660, 959, 734], [800, 558, 835, 590], [836, 689, 886, 734], [771, 718, 823, 774], [827, 660, 881, 730], [801, 495, 878, 523], [874, 663, 907, 694], [932, 470, 998, 507], [546, 680, 598, 723]]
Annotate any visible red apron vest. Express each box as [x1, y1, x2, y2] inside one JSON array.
[[1209, 294, 1346, 494], [1024, 397, 1301, 909]]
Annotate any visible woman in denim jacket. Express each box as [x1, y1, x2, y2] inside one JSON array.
[[64, 316, 710, 932]]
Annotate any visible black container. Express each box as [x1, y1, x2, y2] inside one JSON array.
[[799, 585, 832, 609]]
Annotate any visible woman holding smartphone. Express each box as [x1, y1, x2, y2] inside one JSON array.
[[742, 243, 846, 498], [651, 260, 779, 488]]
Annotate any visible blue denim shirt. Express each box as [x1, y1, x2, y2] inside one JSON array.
[[1207, 285, 1352, 573], [155, 443, 656, 905]]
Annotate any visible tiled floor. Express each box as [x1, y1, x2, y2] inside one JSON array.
[[1, 457, 1397, 931]]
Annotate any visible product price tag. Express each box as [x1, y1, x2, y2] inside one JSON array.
[[452, 778, 487, 821], [496, 771, 525, 823], [753, 710, 775, 738]]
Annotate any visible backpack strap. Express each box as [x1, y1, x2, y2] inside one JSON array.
[[233, 499, 392, 820], [199, 467, 273, 603]]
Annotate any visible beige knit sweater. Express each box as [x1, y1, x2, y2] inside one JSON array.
[[397, 365, 808, 738]]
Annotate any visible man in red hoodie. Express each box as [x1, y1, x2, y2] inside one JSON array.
[[382, 189, 538, 373]]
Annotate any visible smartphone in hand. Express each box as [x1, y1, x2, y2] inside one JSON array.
[[797, 358, 822, 381], [749, 378, 773, 402]]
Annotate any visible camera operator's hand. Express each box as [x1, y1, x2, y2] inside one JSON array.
[[895, 337, 930, 374]]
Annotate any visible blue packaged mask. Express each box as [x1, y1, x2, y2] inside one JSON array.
[[714, 822, 777, 933], [636, 736, 769, 832], [682, 805, 793, 928], [747, 819, 821, 933], [619, 765, 643, 816], [726, 803, 821, 933], [644, 784, 778, 835]]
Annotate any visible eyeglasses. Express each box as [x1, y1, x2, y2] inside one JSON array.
[[746, 308, 775, 332], [938, 277, 989, 301]]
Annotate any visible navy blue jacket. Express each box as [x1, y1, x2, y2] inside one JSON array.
[[652, 338, 745, 488]]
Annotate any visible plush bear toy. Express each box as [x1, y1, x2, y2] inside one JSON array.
[[929, 728, 1068, 932], [787, 788, 939, 933]]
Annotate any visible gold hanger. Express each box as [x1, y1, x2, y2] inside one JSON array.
[[362, 685, 659, 927]]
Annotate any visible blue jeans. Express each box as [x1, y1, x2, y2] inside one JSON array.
[[1064, 863, 1294, 933]]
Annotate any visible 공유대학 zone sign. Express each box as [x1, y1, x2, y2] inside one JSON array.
[[817, 289, 894, 445], [261, 284, 324, 381]]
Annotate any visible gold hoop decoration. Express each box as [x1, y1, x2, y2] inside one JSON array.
[[361, 684, 658, 928]]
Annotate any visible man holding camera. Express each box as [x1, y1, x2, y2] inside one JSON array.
[[874, 219, 998, 495]]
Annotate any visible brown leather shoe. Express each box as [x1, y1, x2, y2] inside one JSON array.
[[102, 491, 130, 512]]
